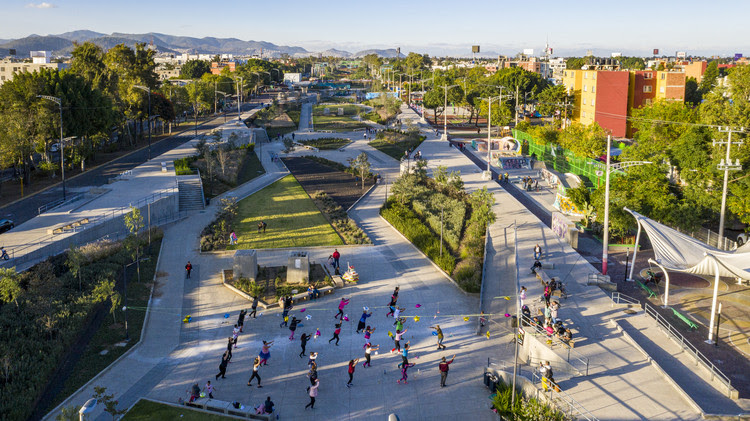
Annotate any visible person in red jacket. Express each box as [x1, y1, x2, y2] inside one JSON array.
[[334, 297, 349, 320], [332, 249, 341, 268], [438, 355, 456, 387]]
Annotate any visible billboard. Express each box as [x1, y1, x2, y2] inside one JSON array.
[[735, 53, 743, 61], [611, 52, 622, 58], [653, 48, 659, 55], [676, 51, 687, 59], [472, 45, 480, 53], [523, 48, 534, 56]]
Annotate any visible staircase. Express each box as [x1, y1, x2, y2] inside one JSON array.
[[177, 174, 205, 211]]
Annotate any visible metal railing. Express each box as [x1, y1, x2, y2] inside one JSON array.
[[643, 303, 734, 395], [38, 193, 84, 215], [673, 225, 737, 251], [521, 315, 590, 376], [610, 292, 640, 307], [531, 372, 598, 421]]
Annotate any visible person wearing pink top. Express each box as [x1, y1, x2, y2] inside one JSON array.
[[334, 298, 350, 320]]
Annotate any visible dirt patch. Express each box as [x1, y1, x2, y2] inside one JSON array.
[[283, 157, 374, 210], [267, 113, 296, 127]]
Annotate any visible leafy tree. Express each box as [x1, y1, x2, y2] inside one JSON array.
[[566, 57, 587, 70], [92, 279, 120, 323], [628, 100, 697, 161], [684, 77, 702, 105], [536, 84, 572, 117], [180, 59, 211, 79], [619, 56, 645, 70], [348, 152, 372, 189], [0, 268, 21, 308], [699, 61, 719, 94], [93, 386, 127, 421], [66, 246, 87, 292], [478, 97, 512, 127], [468, 187, 496, 226], [559, 122, 608, 159], [54, 405, 82, 421]]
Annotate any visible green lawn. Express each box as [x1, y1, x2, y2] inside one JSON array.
[[301, 137, 351, 150], [122, 399, 234, 421], [236, 151, 265, 184], [230, 175, 343, 249]]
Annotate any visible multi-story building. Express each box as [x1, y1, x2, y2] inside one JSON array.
[[0, 51, 67, 85], [210, 61, 236, 75], [627, 70, 685, 136], [549, 57, 566, 81], [562, 68, 631, 137]]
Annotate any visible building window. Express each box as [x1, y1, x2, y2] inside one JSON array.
[[661, 73, 666, 80], [583, 99, 587, 105], [582, 111, 586, 118], [583, 85, 587, 92], [592, 73, 596, 80], [0, 67, 4, 71], [644, 73, 652, 79], [592, 86, 595, 93], [584, 72, 588, 79], [660, 86, 665, 93], [592, 99, 595, 106], [564, 71, 568, 77], [643, 86, 652, 93]]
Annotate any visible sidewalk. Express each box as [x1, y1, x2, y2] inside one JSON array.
[[413, 134, 701, 419]]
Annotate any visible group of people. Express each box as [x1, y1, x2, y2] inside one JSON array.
[[204, 280, 462, 413], [521, 176, 539, 191]]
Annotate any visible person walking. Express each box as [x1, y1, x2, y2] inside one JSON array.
[[356, 309, 372, 333], [247, 357, 262, 388], [329, 322, 342, 345], [392, 306, 405, 323], [363, 326, 375, 344], [539, 361, 556, 391], [386, 302, 396, 318], [334, 298, 350, 320], [394, 328, 407, 352], [280, 306, 290, 328], [397, 362, 415, 384], [225, 337, 233, 360], [346, 358, 359, 387], [363, 343, 379, 367], [431, 325, 446, 350], [332, 248, 341, 268], [534, 244, 542, 260], [305, 378, 319, 410], [249, 296, 259, 318], [185, 261, 193, 279], [204, 380, 216, 398], [288, 316, 299, 340], [439, 355, 456, 387], [237, 309, 247, 333], [258, 340, 273, 365], [299, 332, 312, 357]]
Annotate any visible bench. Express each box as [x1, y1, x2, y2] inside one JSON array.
[[534, 268, 553, 285], [291, 285, 335, 303], [636, 280, 657, 298], [671, 308, 698, 330], [186, 398, 271, 420]]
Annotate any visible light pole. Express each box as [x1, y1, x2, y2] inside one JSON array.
[[601, 135, 652, 275], [483, 91, 513, 179], [714, 127, 744, 247], [439, 84, 458, 141], [122, 257, 149, 341], [79, 398, 97, 421], [37, 95, 66, 200], [235, 76, 244, 120], [133, 85, 152, 160]]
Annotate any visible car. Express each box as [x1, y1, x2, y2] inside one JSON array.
[[0, 219, 14, 233], [738, 232, 748, 247], [49, 143, 60, 153]]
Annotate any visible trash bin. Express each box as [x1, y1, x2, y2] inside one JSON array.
[[511, 315, 518, 328]]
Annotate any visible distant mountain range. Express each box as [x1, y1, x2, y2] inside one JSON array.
[[0, 30, 409, 59]]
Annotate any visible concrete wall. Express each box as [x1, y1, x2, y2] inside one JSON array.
[[519, 329, 579, 375]]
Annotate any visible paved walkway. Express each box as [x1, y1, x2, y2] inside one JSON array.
[[299, 101, 313, 132]]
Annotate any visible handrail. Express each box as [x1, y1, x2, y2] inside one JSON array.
[[531, 372, 598, 420], [521, 315, 590, 376], [611, 292, 640, 307], [643, 303, 733, 394]]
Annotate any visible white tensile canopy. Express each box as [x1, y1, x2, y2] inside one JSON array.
[[626, 208, 750, 281]]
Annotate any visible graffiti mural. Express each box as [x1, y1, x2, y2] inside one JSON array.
[[553, 193, 583, 217]]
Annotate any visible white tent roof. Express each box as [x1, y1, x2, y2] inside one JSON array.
[[626, 208, 750, 281]]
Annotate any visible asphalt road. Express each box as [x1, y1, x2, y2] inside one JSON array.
[[0, 99, 267, 227]]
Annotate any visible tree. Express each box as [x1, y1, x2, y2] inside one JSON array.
[[180, 59, 211, 79], [566, 57, 587, 70], [348, 152, 371, 189], [468, 187, 496, 226], [93, 386, 127, 421], [619, 56, 645, 70], [123, 206, 144, 280], [92, 279, 120, 323], [536, 84, 572, 117], [216, 144, 230, 176], [559, 122, 608, 159], [684, 77, 702, 105], [699, 61, 719, 94], [0, 267, 22, 308], [66, 246, 87, 292]]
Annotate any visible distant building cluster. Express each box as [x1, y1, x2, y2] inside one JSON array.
[[0, 51, 68, 85]]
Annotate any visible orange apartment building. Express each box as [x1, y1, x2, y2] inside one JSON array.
[[562, 69, 685, 138], [210, 61, 236, 75]]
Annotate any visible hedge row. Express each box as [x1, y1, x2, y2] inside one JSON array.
[[381, 200, 455, 274], [411, 193, 466, 253]]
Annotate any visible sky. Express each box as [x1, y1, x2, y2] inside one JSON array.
[[3, 0, 749, 56]]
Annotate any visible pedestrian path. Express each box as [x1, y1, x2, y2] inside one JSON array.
[[298, 102, 313, 132]]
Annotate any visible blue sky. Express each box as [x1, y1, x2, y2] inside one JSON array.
[[3, 0, 749, 56]]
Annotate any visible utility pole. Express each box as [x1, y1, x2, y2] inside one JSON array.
[[134, 85, 152, 160], [440, 84, 459, 141], [714, 127, 744, 246], [37, 95, 66, 200]]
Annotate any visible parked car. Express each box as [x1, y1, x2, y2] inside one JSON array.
[[738, 232, 748, 247], [0, 219, 14, 233]]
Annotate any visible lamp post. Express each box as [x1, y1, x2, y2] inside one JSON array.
[[235, 76, 244, 120], [439, 84, 458, 141], [714, 127, 744, 247], [483, 91, 513, 180], [601, 135, 652, 275], [122, 257, 149, 341], [37, 95, 66, 200], [216, 91, 228, 122], [79, 398, 97, 421], [133, 85, 152, 160]]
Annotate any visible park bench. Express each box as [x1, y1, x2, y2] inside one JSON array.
[[291, 285, 335, 303], [534, 268, 553, 286], [636, 280, 657, 298], [671, 308, 698, 330], [186, 398, 271, 420]]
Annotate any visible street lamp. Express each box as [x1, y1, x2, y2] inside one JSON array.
[[482, 92, 512, 180], [601, 135, 652, 276], [133, 85, 152, 160], [79, 398, 97, 421], [37, 95, 66, 200], [216, 91, 229, 122], [439, 84, 459, 141], [714, 127, 744, 247], [122, 257, 149, 341], [235, 76, 244, 120]]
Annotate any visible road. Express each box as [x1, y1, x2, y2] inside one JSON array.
[[0, 98, 268, 227]]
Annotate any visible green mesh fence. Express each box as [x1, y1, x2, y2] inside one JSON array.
[[513, 129, 606, 188]]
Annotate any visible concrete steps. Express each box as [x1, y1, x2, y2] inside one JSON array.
[[177, 175, 204, 211]]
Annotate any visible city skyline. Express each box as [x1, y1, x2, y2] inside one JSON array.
[[3, 0, 749, 56]]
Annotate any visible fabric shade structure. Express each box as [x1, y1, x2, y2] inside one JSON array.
[[625, 207, 750, 343], [625, 208, 750, 281]]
